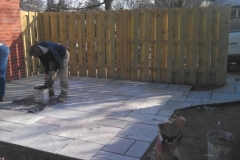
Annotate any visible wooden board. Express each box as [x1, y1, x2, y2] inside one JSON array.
[[106, 11, 116, 79], [86, 11, 96, 77], [68, 12, 78, 76], [76, 11, 87, 77], [96, 11, 106, 78]]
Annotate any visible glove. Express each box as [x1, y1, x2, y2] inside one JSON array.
[[44, 71, 57, 87], [49, 71, 57, 80]]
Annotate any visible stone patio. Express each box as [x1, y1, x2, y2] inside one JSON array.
[[0, 74, 240, 160]]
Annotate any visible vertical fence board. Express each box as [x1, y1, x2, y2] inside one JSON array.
[[215, 6, 230, 85], [123, 10, 129, 80], [191, 8, 200, 84], [49, 12, 59, 42], [86, 11, 96, 77], [29, 12, 38, 75], [68, 12, 78, 76], [106, 11, 116, 79], [179, 8, 187, 84], [198, 8, 212, 85], [197, 9, 206, 85], [96, 11, 106, 78], [129, 10, 139, 81], [203, 8, 213, 85], [151, 9, 162, 82], [140, 10, 150, 82], [210, 7, 220, 84], [43, 12, 51, 41], [162, 9, 173, 83], [37, 12, 45, 73], [116, 11, 124, 79], [76, 11, 87, 77], [20, 11, 31, 77], [37, 13, 44, 42], [33, 12, 41, 74], [173, 9, 181, 84], [58, 12, 67, 46], [185, 9, 199, 84]]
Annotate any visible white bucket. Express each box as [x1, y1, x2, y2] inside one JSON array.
[[33, 86, 49, 104], [207, 130, 235, 160]]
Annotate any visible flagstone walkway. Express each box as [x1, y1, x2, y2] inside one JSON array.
[[0, 74, 240, 160]]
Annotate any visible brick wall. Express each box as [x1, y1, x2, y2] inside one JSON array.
[[0, 0, 26, 82]]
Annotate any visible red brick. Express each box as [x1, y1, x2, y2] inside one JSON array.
[[0, 2, 25, 82]]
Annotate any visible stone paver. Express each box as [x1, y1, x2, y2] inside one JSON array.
[[50, 122, 122, 145], [58, 140, 104, 159], [38, 107, 90, 120], [0, 110, 45, 125], [158, 101, 180, 117], [117, 123, 157, 142], [28, 134, 74, 153], [94, 151, 140, 160], [126, 141, 151, 158], [123, 112, 169, 125], [8, 123, 58, 146], [102, 137, 135, 154], [0, 75, 239, 160], [0, 120, 26, 132], [97, 119, 129, 129], [0, 130, 13, 142]]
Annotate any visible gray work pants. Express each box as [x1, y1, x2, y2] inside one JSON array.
[[47, 50, 69, 96], [59, 50, 69, 95]]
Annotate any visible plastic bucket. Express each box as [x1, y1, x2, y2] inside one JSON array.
[[207, 130, 235, 160], [33, 86, 49, 104]]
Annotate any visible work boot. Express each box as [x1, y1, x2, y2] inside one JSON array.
[[49, 88, 55, 97], [57, 94, 67, 103]]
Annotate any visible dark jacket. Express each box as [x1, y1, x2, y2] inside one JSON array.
[[38, 42, 66, 74]]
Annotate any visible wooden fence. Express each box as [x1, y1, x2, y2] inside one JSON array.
[[20, 6, 230, 85]]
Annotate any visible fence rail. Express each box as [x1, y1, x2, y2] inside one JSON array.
[[20, 6, 231, 85]]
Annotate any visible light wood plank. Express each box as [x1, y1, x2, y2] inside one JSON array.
[[152, 9, 162, 82], [42, 12, 51, 41], [29, 12, 38, 75], [162, 9, 174, 83], [215, 6, 231, 85], [58, 12, 67, 46], [68, 12, 78, 76], [210, 7, 220, 85], [106, 11, 116, 79], [20, 11, 31, 77], [76, 11, 87, 77], [49, 12, 59, 42], [116, 11, 124, 79], [96, 11, 106, 78], [86, 11, 96, 77], [141, 10, 150, 82], [130, 10, 139, 81]]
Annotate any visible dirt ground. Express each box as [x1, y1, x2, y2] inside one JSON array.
[[142, 102, 240, 160]]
